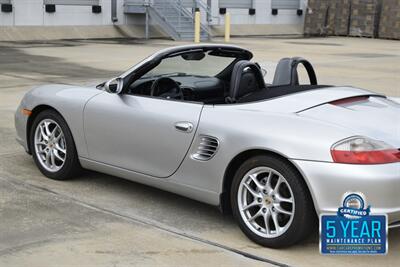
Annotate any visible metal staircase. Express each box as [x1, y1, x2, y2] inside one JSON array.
[[124, 0, 211, 41]]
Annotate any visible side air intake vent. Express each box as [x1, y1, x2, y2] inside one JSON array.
[[192, 136, 219, 161]]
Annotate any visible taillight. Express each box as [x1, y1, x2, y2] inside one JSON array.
[[331, 137, 400, 164]]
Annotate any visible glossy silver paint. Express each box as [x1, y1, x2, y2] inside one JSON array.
[[15, 45, 400, 227], [84, 93, 202, 178]]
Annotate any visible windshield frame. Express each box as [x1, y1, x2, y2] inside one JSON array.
[[140, 51, 239, 79], [119, 44, 253, 94]]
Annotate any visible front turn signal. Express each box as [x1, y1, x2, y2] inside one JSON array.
[[21, 109, 32, 116]]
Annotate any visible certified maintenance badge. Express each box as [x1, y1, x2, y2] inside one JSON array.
[[320, 192, 388, 255]]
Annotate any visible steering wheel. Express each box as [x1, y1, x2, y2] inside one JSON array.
[[150, 77, 183, 100]]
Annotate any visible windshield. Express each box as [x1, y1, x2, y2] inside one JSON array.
[[142, 51, 236, 78]]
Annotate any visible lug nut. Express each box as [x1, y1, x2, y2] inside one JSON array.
[[262, 208, 267, 213], [257, 198, 262, 202]]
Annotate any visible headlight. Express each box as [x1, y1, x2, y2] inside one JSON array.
[[331, 136, 400, 164]]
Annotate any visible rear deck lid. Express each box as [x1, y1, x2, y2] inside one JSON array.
[[245, 86, 383, 113], [298, 95, 400, 148]]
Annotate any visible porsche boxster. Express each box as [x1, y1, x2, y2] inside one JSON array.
[[15, 44, 400, 247]]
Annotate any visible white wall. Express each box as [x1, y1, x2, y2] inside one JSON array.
[[1, 0, 306, 27], [0, 9, 13, 26], [0, 0, 127, 26], [211, 0, 306, 25], [44, 5, 101, 26]]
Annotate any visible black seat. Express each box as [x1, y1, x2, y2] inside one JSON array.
[[227, 60, 266, 103]]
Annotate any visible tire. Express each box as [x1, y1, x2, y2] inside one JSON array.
[[30, 109, 82, 180], [231, 154, 316, 248]]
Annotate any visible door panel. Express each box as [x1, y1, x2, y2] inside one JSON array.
[[84, 92, 203, 178]]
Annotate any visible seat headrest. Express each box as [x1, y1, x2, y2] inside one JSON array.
[[229, 60, 266, 102], [272, 57, 317, 86]]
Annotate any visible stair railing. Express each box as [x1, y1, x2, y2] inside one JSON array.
[[195, 0, 220, 25], [167, 0, 212, 38]]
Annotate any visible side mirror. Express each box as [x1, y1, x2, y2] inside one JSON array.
[[104, 77, 123, 94]]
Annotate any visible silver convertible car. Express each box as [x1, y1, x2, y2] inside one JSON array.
[[15, 44, 400, 247]]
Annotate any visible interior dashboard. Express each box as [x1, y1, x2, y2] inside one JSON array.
[[127, 75, 227, 103]]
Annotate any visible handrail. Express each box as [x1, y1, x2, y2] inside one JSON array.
[[193, 1, 214, 37], [155, 0, 211, 36], [126, 0, 218, 25], [124, 0, 150, 5], [147, 6, 181, 40], [125, 0, 212, 39], [195, 0, 219, 24], [177, 0, 212, 35]]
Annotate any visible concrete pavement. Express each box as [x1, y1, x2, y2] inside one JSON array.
[[0, 37, 399, 266]]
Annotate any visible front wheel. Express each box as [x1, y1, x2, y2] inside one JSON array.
[[30, 109, 82, 180], [231, 155, 316, 248]]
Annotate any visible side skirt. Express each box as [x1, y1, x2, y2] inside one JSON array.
[[79, 157, 221, 207]]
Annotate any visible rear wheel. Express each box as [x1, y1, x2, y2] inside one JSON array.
[[231, 155, 316, 248], [30, 109, 82, 180]]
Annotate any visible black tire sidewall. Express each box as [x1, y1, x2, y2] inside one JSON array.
[[231, 155, 315, 248], [30, 110, 80, 180]]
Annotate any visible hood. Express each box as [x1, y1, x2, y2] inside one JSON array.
[[23, 84, 102, 111], [298, 95, 400, 148]]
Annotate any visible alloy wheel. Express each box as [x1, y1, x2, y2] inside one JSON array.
[[237, 166, 295, 238], [34, 119, 67, 172]]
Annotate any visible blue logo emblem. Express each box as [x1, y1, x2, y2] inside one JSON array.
[[337, 193, 371, 219], [320, 192, 388, 255]]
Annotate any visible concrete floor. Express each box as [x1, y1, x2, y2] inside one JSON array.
[[0, 37, 399, 267]]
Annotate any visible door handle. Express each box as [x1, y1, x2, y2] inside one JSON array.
[[174, 122, 194, 133]]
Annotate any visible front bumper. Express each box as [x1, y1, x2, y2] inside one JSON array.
[[292, 160, 400, 227], [14, 103, 29, 153]]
